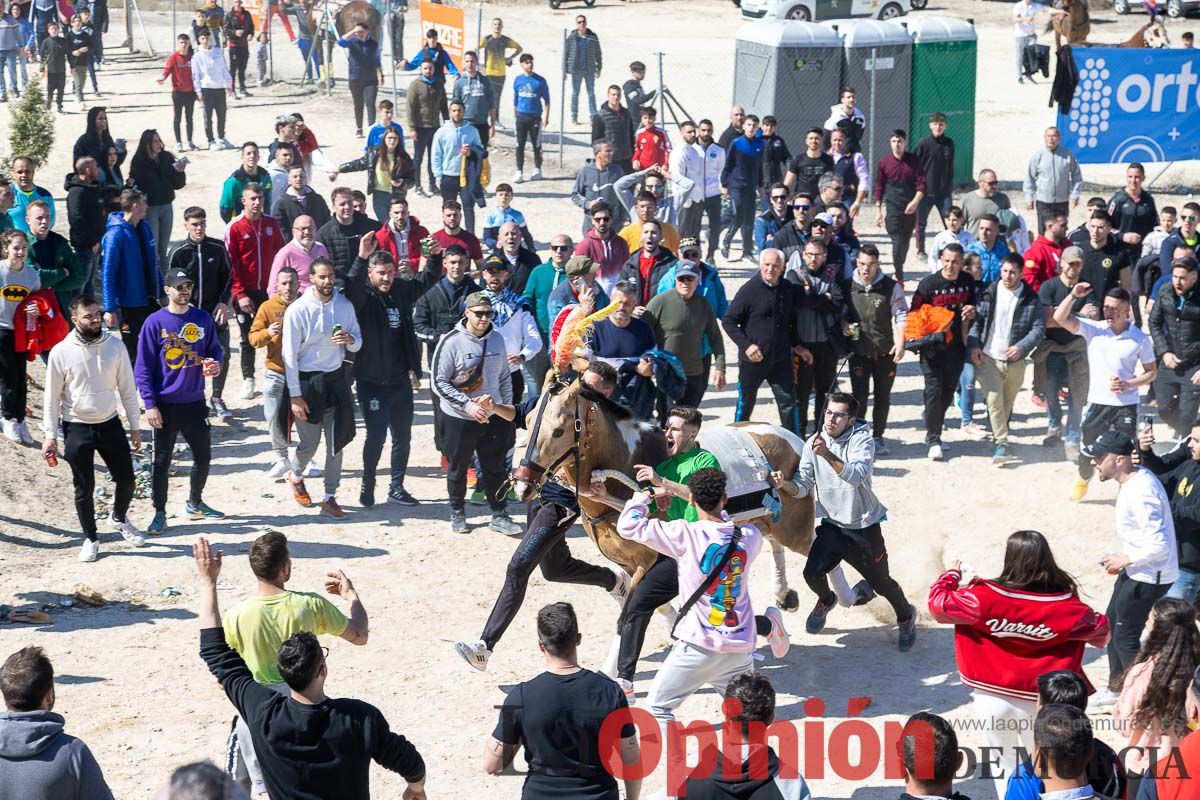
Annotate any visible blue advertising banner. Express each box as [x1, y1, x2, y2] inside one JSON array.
[[1056, 48, 1200, 164]]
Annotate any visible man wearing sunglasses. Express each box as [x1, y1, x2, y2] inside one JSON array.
[[774, 392, 916, 652], [573, 201, 629, 295], [961, 168, 1012, 239], [1159, 202, 1200, 279], [771, 192, 813, 262], [754, 182, 792, 255], [521, 233, 575, 389], [431, 291, 521, 535]]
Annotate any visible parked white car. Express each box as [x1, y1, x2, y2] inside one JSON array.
[[739, 0, 916, 21]]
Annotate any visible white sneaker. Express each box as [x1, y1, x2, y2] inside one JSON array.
[[110, 514, 147, 547], [615, 677, 636, 704], [513, 170, 524, 184], [209, 140, 221, 151], [15, 421, 33, 445], [240, 378, 256, 400], [530, 168, 542, 181], [1090, 688, 1120, 711], [2, 418, 21, 442], [609, 567, 631, 604], [79, 538, 99, 562], [266, 458, 290, 480], [303, 461, 323, 478], [763, 606, 790, 659], [928, 444, 945, 461], [220, 137, 235, 149], [454, 639, 492, 671], [175, 142, 185, 152]]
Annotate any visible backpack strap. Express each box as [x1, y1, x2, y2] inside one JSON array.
[[670, 525, 743, 640]]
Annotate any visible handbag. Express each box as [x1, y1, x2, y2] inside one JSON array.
[[450, 335, 488, 394]]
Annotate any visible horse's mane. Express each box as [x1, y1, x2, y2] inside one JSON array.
[[579, 383, 633, 421]]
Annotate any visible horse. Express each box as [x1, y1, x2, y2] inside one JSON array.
[[1119, 19, 1171, 48], [1049, 0, 1090, 47], [511, 371, 819, 611]]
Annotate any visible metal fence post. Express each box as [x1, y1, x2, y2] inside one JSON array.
[[559, 27, 566, 169], [868, 45, 876, 191]]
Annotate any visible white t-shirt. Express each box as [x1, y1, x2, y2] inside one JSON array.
[[1116, 468, 1179, 585], [1076, 317, 1154, 407], [985, 284, 1020, 360], [1014, 1, 1043, 38]]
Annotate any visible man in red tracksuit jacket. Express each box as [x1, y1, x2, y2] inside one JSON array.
[[373, 204, 431, 268], [1022, 211, 1070, 292], [225, 183, 285, 399]]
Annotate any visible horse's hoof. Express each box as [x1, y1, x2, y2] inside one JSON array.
[[777, 589, 799, 612]]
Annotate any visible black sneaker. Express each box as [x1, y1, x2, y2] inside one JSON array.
[[851, 580, 876, 607], [387, 486, 419, 506], [359, 484, 375, 509], [805, 597, 836, 634], [898, 604, 918, 652]]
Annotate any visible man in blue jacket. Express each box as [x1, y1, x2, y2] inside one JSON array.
[[719, 115, 764, 263], [100, 189, 161, 368], [431, 99, 483, 234], [400, 27, 458, 85]]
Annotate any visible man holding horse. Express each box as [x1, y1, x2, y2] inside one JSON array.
[[454, 361, 631, 672]]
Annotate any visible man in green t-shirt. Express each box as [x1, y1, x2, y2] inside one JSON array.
[[220, 530, 370, 795]]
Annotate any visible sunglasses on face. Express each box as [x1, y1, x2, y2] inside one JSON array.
[[771, 194, 788, 201], [551, 244, 571, 251], [1184, 215, 1198, 222], [592, 216, 611, 223], [468, 309, 493, 318], [794, 204, 811, 211]]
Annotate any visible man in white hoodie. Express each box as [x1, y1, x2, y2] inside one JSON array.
[[616, 467, 763, 725], [774, 391, 917, 651], [191, 29, 234, 151], [41, 295, 146, 562]]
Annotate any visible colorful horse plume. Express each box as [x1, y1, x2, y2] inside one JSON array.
[[550, 300, 621, 370]]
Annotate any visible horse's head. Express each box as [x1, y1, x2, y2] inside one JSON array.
[[511, 372, 591, 501]]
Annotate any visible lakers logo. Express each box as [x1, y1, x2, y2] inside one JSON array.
[[1, 284, 30, 302], [181, 322, 202, 343]]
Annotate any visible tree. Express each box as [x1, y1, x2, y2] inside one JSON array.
[[5, 77, 55, 171]]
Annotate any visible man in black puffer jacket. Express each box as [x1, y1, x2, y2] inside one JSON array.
[[64, 157, 107, 294], [1148, 256, 1200, 438], [413, 243, 479, 456], [316, 186, 380, 283], [590, 86, 636, 174]]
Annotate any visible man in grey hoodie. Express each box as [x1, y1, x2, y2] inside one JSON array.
[[571, 142, 627, 235], [431, 290, 521, 536], [773, 392, 916, 652], [0, 646, 114, 800]]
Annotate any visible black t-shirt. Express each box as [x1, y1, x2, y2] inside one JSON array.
[[493, 669, 635, 800], [1079, 239, 1130, 295], [912, 270, 978, 350], [1108, 189, 1158, 240], [786, 152, 835, 198], [1038, 278, 1089, 346]]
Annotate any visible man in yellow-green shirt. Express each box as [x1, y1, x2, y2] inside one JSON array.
[[478, 17, 521, 126], [220, 530, 370, 795]]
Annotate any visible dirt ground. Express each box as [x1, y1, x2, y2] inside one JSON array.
[[0, 0, 1196, 797]]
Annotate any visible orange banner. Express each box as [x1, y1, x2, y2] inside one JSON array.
[[418, 1, 465, 67]]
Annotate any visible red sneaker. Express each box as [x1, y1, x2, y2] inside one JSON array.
[[466, 467, 478, 488], [290, 475, 312, 507], [320, 497, 345, 518]]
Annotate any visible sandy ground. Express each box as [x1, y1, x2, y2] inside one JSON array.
[[0, 0, 1197, 797]]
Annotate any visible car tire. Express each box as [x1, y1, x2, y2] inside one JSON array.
[[785, 5, 811, 19], [910, 0, 927, 8], [878, 2, 904, 18], [1166, 0, 1183, 16], [1112, 0, 1129, 13], [549, 0, 562, 7]]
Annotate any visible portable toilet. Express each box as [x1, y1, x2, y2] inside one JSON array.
[[825, 19, 913, 179], [732, 21, 845, 148], [904, 16, 977, 188]]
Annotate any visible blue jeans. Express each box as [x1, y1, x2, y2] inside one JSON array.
[[957, 360, 977, 426], [1168, 568, 1200, 603], [77, 248, 100, 297], [1045, 352, 1081, 443], [569, 71, 596, 119], [356, 377, 414, 492], [297, 38, 322, 80], [145, 203, 173, 274], [0, 50, 17, 97]]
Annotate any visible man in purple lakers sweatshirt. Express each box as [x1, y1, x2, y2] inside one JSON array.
[[135, 267, 226, 535]]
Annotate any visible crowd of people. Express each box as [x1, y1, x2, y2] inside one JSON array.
[[5, 3, 1200, 799]]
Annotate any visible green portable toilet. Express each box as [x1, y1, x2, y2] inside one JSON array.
[[904, 16, 977, 188]]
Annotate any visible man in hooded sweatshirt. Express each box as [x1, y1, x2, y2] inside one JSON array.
[[0, 646, 114, 800], [571, 142, 627, 235]]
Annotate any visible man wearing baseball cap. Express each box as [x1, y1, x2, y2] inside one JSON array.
[[430, 289, 520, 535], [645, 260, 725, 406], [1035, 245, 1091, 460], [135, 267, 225, 535], [548, 255, 609, 324], [1088, 429, 1178, 707]]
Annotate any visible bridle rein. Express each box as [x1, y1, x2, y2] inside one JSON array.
[[509, 376, 597, 497]]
